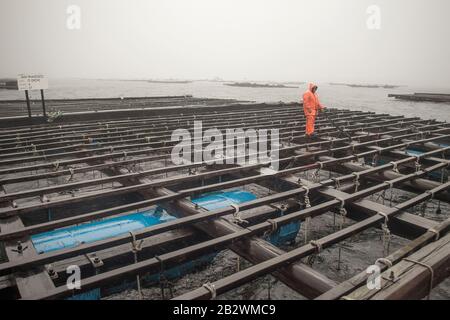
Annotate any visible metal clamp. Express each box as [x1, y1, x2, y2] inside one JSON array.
[[129, 231, 144, 253], [316, 162, 324, 170], [414, 156, 421, 172], [45, 264, 59, 279], [270, 203, 287, 213], [428, 227, 440, 241], [335, 197, 346, 211], [266, 219, 278, 234], [389, 161, 399, 173], [375, 257, 393, 268], [384, 180, 394, 190], [335, 197, 347, 229], [313, 162, 324, 182], [11, 241, 28, 255], [332, 177, 341, 189], [425, 189, 435, 201], [378, 211, 389, 224], [310, 240, 323, 253], [301, 186, 311, 208], [202, 282, 217, 299], [352, 172, 361, 192], [230, 203, 239, 215], [86, 253, 104, 268], [378, 211, 391, 254], [67, 167, 75, 182], [231, 204, 248, 225]]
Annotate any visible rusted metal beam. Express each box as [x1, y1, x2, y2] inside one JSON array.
[[315, 217, 450, 300], [320, 156, 450, 202], [370, 235, 450, 300], [344, 232, 450, 300]]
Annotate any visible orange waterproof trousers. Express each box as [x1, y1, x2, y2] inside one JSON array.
[[306, 115, 316, 136]]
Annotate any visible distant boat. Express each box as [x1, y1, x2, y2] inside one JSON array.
[[346, 84, 400, 89], [329, 82, 399, 89], [224, 82, 297, 89], [388, 92, 450, 103], [282, 81, 305, 85], [0, 78, 18, 90], [147, 80, 192, 84], [210, 77, 225, 82]]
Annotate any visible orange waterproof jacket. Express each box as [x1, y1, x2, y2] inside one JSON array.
[[302, 83, 324, 116]]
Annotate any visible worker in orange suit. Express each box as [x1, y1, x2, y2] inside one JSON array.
[[303, 83, 325, 138]]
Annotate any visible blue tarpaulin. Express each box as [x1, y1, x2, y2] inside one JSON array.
[[191, 190, 257, 210], [31, 209, 175, 254], [192, 190, 300, 245]]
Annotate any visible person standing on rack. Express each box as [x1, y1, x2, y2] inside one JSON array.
[[302, 83, 325, 139]]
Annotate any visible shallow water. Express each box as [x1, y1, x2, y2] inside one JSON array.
[[0, 79, 449, 122]]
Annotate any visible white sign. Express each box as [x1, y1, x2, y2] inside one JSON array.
[[17, 74, 48, 91]]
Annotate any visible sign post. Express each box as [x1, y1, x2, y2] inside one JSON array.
[[17, 74, 48, 118], [24, 90, 31, 118], [40, 89, 46, 117]]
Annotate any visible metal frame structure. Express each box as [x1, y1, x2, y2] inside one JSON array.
[[0, 97, 449, 300]]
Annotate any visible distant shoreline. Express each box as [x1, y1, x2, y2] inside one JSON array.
[[147, 80, 192, 84], [224, 82, 298, 89], [94, 79, 193, 84], [329, 82, 400, 89]]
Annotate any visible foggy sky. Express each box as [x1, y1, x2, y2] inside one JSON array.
[[1, 0, 449, 86]]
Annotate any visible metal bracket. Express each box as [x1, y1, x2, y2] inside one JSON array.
[[45, 264, 59, 279], [40, 195, 50, 203], [86, 253, 104, 268], [11, 241, 28, 255], [382, 270, 399, 284], [269, 203, 287, 213]]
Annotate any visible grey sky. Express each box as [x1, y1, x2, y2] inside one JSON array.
[[1, 0, 449, 86]]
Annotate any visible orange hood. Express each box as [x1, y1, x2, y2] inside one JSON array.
[[308, 83, 318, 92]]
